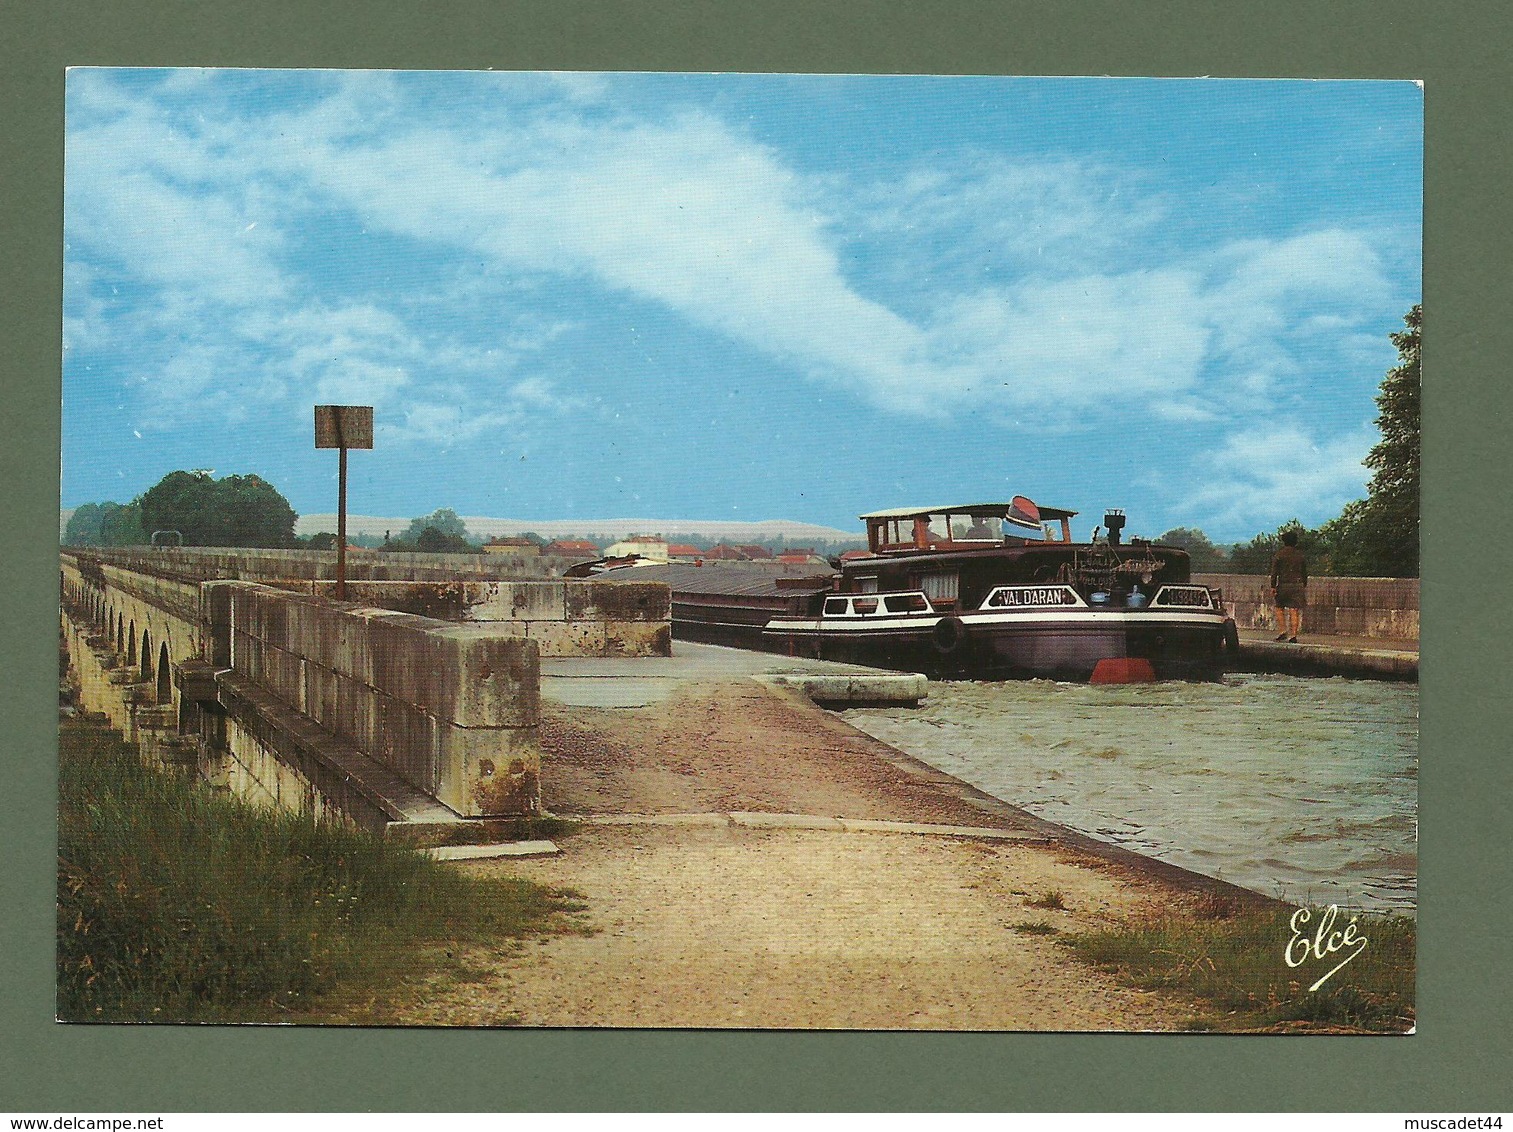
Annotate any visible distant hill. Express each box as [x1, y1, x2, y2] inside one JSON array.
[[295, 514, 864, 544]]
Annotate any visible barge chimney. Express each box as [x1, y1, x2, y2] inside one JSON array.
[[1104, 510, 1126, 546]]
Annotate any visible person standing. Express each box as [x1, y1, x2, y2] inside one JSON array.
[[1270, 529, 1308, 642]]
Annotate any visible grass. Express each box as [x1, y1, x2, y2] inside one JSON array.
[[1026, 889, 1068, 910], [1012, 920, 1059, 936], [57, 719, 585, 1024], [1060, 898, 1415, 1032]]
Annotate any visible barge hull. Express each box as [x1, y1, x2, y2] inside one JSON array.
[[762, 618, 1229, 681]]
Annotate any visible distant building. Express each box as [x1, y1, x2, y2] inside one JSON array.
[[701, 544, 745, 561], [603, 535, 669, 563], [839, 549, 876, 563], [482, 537, 540, 556], [777, 547, 830, 566], [735, 544, 773, 560], [667, 543, 704, 562], [542, 539, 601, 558]]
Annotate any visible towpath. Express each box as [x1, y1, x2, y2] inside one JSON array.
[[1235, 627, 1418, 680], [393, 648, 1255, 1030]]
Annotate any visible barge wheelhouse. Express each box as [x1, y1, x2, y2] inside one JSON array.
[[764, 499, 1238, 681]]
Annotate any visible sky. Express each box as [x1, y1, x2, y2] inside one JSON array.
[[62, 70, 1422, 543]]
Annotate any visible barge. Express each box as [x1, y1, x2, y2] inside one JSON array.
[[593, 498, 1240, 682]]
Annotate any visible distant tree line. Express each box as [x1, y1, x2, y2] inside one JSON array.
[[64, 471, 298, 549], [62, 501, 151, 548]]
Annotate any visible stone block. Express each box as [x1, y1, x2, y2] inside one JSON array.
[[433, 725, 542, 817], [366, 691, 440, 795], [235, 587, 294, 651], [302, 661, 336, 727], [259, 642, 306, 709], [232, 630, 263, 678], [566, 581, 671, 622], [420, 628, 540, 728], [604, 621, 674, 657], [527, 619, 607, 657], [466, 581, 567, 623]]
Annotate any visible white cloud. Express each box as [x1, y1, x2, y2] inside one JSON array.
[[64, 71, 1411, 455], [1180, 425, 1374, 532], [859, 156, 1167, 273]]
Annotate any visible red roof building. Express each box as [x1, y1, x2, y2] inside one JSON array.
[[735, 544, 773, 559], [542, 539, 601, 557]]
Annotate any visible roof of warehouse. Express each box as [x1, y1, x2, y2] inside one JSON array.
[[598, 561, 833, 598]]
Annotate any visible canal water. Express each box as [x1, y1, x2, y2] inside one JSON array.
[[839, 674, 1418, 912]]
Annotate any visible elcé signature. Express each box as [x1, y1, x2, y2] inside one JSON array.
[[1284, 904, 1369, 991]]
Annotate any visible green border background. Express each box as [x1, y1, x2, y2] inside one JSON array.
[[4, 0, 1506, 1112]]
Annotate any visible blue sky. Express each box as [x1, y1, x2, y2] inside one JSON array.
[[62, 70, 1421, 542]]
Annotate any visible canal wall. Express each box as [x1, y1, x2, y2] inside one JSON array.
[[64, 547, 673, 659], [65, 545, 592, 584], [1195, 573, 1418, 642], [59, 548, 674, 834], [211, 582, 542, 820], [284, 579, 671, 658]]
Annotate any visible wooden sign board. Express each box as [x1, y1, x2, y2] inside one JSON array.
[[314, 405, 374, 449]]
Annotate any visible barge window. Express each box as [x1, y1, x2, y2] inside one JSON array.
[[872, 519, 914, 551], [883, 593, 930, 613], [855, 575, 879, 593], [953, 516, 1001, 541], [917, 572, 958, 606], [824, 598, 850, 616], [852, 597, 879, 616]]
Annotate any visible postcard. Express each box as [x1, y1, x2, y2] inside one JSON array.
[[58, 69, 1420, 1032]]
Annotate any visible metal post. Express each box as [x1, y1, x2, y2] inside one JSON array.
[[337, 443, 348, 601], [315, 405, 373, 605]]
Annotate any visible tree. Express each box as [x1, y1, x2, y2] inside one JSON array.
[[414, 525, 473, 553], [1156, 527, 1229, 573], [1229, 520, 1342, 576], [138, 470, 297, 548], [1323, 305, 1421, 577], [63, 501, 147, 546], [98, 502, 149, 546], [63, 503, 106, 546], [399, 508, 472, 545]]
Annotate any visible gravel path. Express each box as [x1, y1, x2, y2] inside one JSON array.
[[396, 681, 1206, 1030]]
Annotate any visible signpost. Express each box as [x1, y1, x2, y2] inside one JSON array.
[[314, 405, 374, 600]]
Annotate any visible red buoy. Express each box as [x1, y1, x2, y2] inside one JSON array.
[[1090, 657, 1157, 684]]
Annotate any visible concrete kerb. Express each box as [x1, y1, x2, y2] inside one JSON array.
[[573, 811, 1050, 842], [1234, 634, 1418, 680], [426, 841, 561, 861], [753, 672, 928, 707]]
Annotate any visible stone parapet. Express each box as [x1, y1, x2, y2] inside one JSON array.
[[1195, 573, 1419, 642], [66, 546, 585, 585], [208, 582, 542, 817], [284, 578, 674, 658], [98, 562, 202, 626]]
